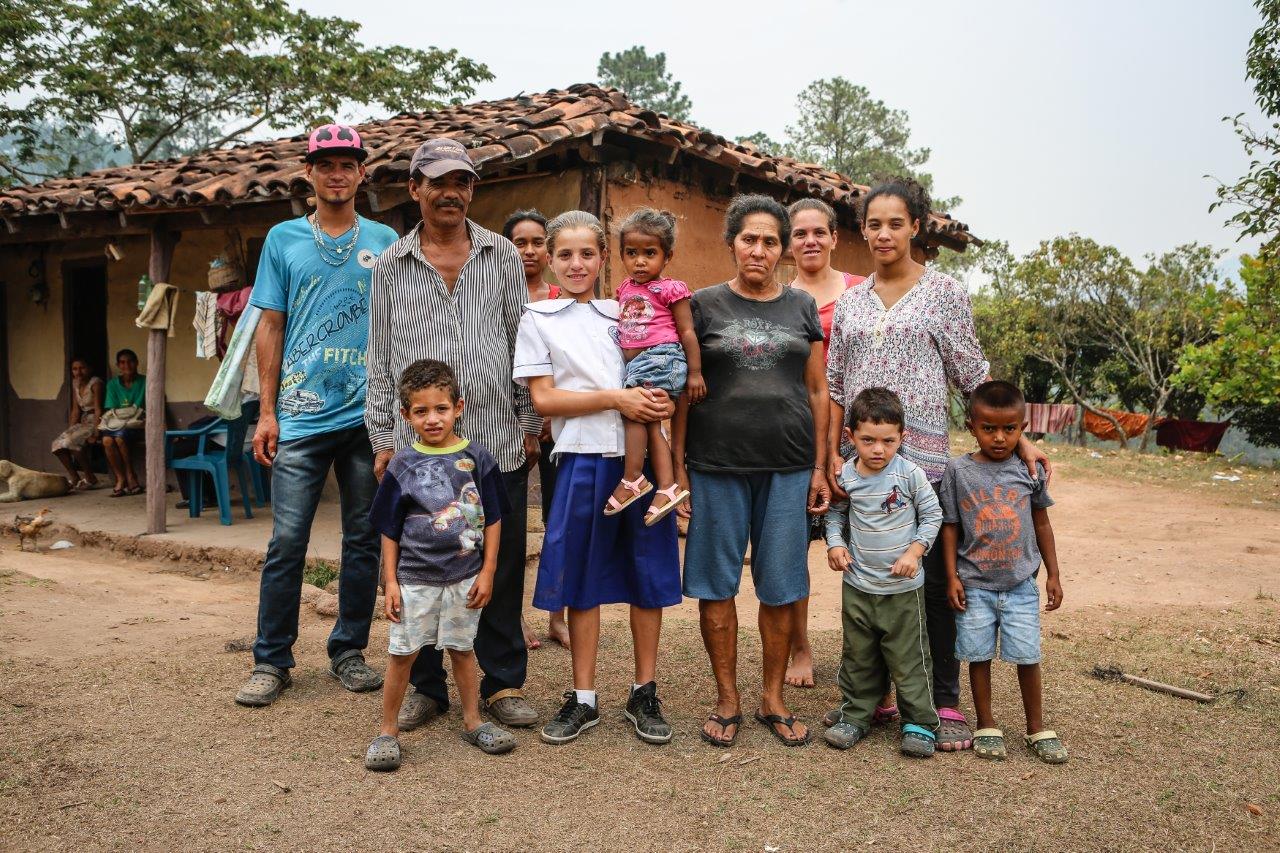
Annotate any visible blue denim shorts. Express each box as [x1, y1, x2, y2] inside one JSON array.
[[954, 576, 1042, 664], [682, 468, 811, 606], [624, 342, 687, 396]]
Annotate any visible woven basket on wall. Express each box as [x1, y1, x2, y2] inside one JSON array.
[[207, 259, 243, 291]]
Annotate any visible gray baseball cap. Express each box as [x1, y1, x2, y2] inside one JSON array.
[[409, 138, 478, 181]]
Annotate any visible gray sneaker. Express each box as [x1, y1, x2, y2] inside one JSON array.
[[328, 650, 383, 693], [624, 681, 672, 744], [235, 663, 291, 707], [540, 692, 599, 744], [398, 692, 443, 731]]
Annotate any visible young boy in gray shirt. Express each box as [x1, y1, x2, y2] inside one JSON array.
[[940, 380, 1067, 765], [823, 388, 943, 757]]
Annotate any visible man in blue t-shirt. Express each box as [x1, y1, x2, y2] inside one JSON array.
[[234, 124, 399, 708]]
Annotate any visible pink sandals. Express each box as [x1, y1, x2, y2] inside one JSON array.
[[604, 475, 653, 516], [644, 484, 690, 527], [604, 477, 690, 524]]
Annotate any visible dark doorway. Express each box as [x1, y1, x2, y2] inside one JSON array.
[[63, 260, 110, 381]]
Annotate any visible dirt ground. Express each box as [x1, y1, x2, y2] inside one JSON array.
[[1, 459, 1278, 851]]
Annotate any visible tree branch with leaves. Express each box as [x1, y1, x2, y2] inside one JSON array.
[[1, 0, 491, 184]]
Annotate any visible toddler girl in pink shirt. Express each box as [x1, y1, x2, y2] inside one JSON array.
[[604, 208, 705, 524]]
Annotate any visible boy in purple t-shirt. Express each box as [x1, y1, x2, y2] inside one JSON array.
[[364, 360, 513, 770], [939, 380, 1067, 765]]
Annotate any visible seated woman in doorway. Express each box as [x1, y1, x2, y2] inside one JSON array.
[[99, 348, 146, 497], [50, 356, 104, 491]]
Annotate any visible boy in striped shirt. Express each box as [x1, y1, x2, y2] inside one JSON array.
[[823, 387, 943, 757]]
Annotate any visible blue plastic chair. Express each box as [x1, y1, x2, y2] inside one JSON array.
[[236, 399, 271, 506], [165, 415, 255, 525]]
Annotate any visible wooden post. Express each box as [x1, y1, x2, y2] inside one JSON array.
[[146, 226, 179, 535], [579, 164, 608, 295]]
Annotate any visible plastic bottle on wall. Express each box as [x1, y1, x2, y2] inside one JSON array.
[[137, 274, 153, 310]]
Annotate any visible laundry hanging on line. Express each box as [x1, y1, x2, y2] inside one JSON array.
[[193, 291, 219, 358], [1156, 419, 1232, 454], [1082, 407, 1160, 441], [1025, 402, 1077, 434]]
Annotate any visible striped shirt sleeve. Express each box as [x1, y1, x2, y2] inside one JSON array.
[[365, 256, 397, 454]]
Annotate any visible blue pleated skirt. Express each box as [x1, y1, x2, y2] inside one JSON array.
[[533, 453, 682, 611]]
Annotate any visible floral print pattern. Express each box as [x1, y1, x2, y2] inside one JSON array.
[[827, 269, 989, 482]]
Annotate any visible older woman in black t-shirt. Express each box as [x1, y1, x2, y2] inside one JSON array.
[[672, 194, 830, 748]]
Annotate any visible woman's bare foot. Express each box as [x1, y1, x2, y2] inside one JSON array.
[[521, 616, 541, 650], [784, 644, 815, 688], [548, 611, 571, 649]]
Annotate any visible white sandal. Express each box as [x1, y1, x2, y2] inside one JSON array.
[[644, 484, 690, 526], [603, 475, 652, 516]]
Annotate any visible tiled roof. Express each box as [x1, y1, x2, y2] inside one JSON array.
[[0, 84, 976, 245]]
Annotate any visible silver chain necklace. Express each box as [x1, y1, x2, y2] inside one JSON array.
[[309, 213, 360, 266]]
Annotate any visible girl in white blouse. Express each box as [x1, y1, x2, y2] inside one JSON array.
[[512, 210, 682, 747]]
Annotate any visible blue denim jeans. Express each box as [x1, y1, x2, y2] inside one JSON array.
[[252, 424, 379, 670], [954, 576, 1042, 665]]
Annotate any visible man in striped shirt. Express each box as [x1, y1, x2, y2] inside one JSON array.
[[366, 138, 542, 730]]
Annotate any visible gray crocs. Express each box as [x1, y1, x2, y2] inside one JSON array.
[[328, 650, 383, 693], [234, 663, 291, 707], [823, 722, 866, 750], [461, 722, 517, 755], [365, 735, 401, 771], [398, 692, 443, 731]]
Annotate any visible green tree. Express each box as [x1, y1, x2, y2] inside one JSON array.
[[1003, 236, 1137, 446], [1186, 0, 1280, 447], [785, 78, 928, 185], [597, 46, 693, 121], [1211, 0, 1280, 240], [1, 121, 126, 182], [1087, 243, 1221, 448], [1177, 252, 1280, 446], [736, 131, 784, 156], [741, 77, 958, 210], [2, 0, 490, 182]]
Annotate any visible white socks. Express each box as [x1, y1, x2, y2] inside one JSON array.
[[571, 685, 651, 705]]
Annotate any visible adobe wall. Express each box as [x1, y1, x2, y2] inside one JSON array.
[[2, 228, 265, 469], [605, 177, 875, 295]]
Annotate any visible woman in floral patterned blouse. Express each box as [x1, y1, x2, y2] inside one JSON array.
[[824, 179, 1052, 752]]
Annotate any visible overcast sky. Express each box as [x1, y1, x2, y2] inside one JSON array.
[[301, 0, 1267, 266]]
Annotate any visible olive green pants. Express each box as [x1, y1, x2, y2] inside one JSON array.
[[836, 583, 940, 733]]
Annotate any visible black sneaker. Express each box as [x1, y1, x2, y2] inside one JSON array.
[[625, 681, 672, 744], [539, 691, 600, 744]]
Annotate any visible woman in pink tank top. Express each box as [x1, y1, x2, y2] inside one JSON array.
[[782, 198, 867, 693]]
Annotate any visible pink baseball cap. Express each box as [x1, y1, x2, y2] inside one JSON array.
[[305, 124, 368, 163]]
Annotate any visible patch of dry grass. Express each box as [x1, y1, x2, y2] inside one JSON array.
[[1, 602, 1277, 851]]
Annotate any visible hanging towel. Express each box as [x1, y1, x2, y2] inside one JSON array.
[[1082, 407, 1157, 441], [1026, 402, 1078, 434], [193, 291, 218, 358], [241, 328, 260, 395], [216, 286, 253, 357], [204, 304, 262, 419], [135, 282, 180, 336], [1156, 419, 1231, 454]]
